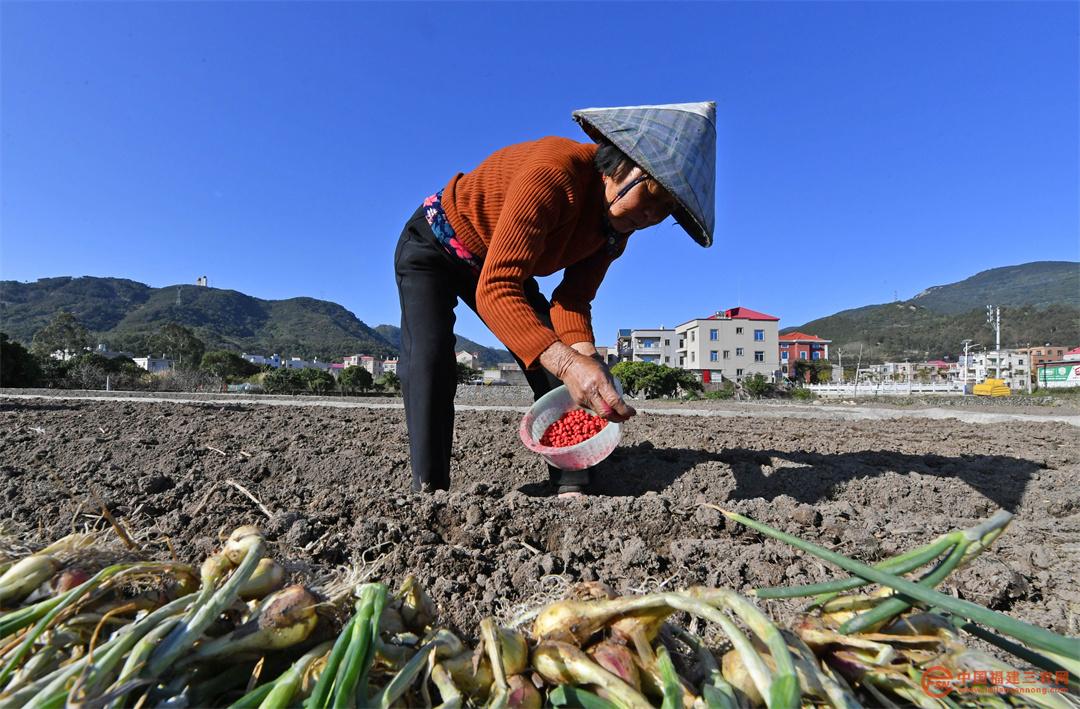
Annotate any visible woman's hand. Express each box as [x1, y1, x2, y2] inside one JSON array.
[[539, 341, 636, 422]]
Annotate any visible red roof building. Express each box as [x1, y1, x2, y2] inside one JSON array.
[[710, 307, 780, 322], [779, 332, 831, 378], [675, 307, 782, 383]]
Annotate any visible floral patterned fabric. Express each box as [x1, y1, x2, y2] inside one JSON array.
[[423, 191, 483, 273]]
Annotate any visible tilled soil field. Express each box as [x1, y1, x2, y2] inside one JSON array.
[[2, 395, 1078, 644]]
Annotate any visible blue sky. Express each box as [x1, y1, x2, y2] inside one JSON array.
[[3, 1, 1077, 350]]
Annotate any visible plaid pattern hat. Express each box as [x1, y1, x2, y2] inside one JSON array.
[[573, 101, 716, 247]]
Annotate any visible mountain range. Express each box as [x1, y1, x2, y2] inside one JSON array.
[[2, 261, 1076, 366], [0, 276, 513, 367], [787, 261, 1079, 360]]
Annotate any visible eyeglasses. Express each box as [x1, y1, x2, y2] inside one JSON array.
[[611, 174, 650, 203]]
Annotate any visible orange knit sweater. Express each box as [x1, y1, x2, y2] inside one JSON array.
[[442, 137, 626, 368]]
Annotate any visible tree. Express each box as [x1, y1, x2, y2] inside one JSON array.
[[299, 368, 335, 394], [375, 371, 400, 393], [610, 361, 702, 399], [62, 353, 149, 390], [794, 359, 833, 384], [147, 323, 205, 369], [742, 373, 773, 399], [200, 350, 260, 381], [670, 368, 704, 396], [31, 312, 91, 357], [339, 365, 373, 394], [1, 333, 42, 387], [262, 367, 300, 393], [456, 362, 481, 384]]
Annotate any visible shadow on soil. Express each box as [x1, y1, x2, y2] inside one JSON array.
[[575, 444, 1040, 511]]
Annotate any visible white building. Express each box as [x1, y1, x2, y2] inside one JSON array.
[[864, 362, 918, 380], [133, 356, 173, 373], [618, 328, 678, 366], [242, 353, 282, 369], [382, 358, 398, 374], [595, 346, 618, 366], [456, 351, 480, 370], [341, 354, 382, 376], [282, 357, 331, 371], [962, 350, 1030, 390], [93, 344, 135, 360], [675, 307, 781, 383], [1036, 361, 1080, 389], [483, 362, 527, 386]]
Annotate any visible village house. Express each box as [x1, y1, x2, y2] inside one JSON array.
[[1034, 346, 1080, 389], [456, 351, 480, 370], [675, 307, 780, 384], [618, 327, 678, 366], [241, 353, 282, 368], [1022, 345, 1070, 368], [132, 356, 173, 373], [342, 354, 383, 377], [961, 350, 1030, 390], [777, 332, 831, 378]]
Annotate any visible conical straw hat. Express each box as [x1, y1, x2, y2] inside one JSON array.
[[573, 101, 716, 247]]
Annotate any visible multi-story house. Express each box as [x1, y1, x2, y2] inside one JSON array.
[[342, 354, 382, 376], [777, 332, 831, 378], [242, 353, 282, 368], [382, 358, 399, 374], [1022, 345, 1070, 368], [594, 346, 618, 366], [615, 329, 633, 362], [456, 351, 480, 370], [132, 356, 173, 373], [675, 307, 780, 383], [283, 357, 331, 371], [963, 350, 1029, 390], [623, 328, 678, 366], [358, 355, 382, 377], [483, 362, 528, 386]]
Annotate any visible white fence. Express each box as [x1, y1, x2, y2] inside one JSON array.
[[806, 381, 965, 397]]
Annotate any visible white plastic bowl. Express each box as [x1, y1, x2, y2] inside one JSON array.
[[518, 382, 623, 470]]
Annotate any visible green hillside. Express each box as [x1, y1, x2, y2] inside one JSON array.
[[0, 276, 522, 364], [1, 277, 391, 360], [788, 262, 1080, 362], [909, 261, 1079, 314], [0, 277, 151, 335]]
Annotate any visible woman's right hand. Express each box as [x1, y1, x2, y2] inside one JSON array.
[[539, 342, 636, 422]]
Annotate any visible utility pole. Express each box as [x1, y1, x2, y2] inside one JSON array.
[[961, 339, 982, 394], [853, 345, 864, 397], [987, 304, 1010, 387], [986, 305, 1001, 354]]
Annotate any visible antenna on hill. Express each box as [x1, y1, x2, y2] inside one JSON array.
[[176, 287, 182, 306]]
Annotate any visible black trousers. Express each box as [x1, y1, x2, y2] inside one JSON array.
[[394, 206, 590, 492]]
